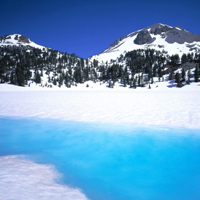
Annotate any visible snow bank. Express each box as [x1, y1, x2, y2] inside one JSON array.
[[0, 155, 88, 200], [0, 83, 200, 129]]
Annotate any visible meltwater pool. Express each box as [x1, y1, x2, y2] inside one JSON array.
[[0, 116, 200, 200]]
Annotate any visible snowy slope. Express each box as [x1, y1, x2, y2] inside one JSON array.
[[91, 23, 200, 63], [0, 34, 46, 49], [0, 81, 200, 129]]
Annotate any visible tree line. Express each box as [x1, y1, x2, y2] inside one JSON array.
[[0, 45, 199, 88]]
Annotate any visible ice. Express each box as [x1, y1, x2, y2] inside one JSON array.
[[1, 119, 200, 200], [0, 155, 88, 200]]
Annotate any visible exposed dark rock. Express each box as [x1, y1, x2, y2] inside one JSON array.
[[134, 30, 153, 45], [186, 44, 196, 48], [14, 35, 18, 40], [158, 45, 164, 48], [18, 35, 30, 43], [0, 35, 11, 43], [143, 23, 172, 34], [165, 28, 200, 44], [147, 37, 156, 44], [154, 26, 171, 35], [5, 35, 11, 39], [189, 47, 199, 51]]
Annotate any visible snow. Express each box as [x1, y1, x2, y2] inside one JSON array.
[[159, 23, 173, 28], [175, 27, 182, 31], [0, 155, 88, 200], [0, 82, 200, 129]]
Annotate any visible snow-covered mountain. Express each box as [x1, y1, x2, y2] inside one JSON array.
[[91, 23, 200, 62], [0, 34, 46, 49], [0, 26, 199, 90]]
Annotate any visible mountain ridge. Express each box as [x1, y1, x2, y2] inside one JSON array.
[[91, 23, 200, 63], [0, 23, 199, 90], [1, 23, 200, 62]]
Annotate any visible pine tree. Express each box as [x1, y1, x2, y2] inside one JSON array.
[[48, 76, 51, 83], [133, 78, 136, 89], [187, 69, 191, 84], [10, 71, 16, 84], [148, 70, 152, 81], [138, 76, 140, 86], [130, 81, 133, 88], [151, 77, 154, 84], [15, 63, 24, 86], [158, 66, 162, 80], [109, 80, 113, 88], [175, 73, 178, 83], [123, 78, 127, 87], [140, 74, 145, 87], [176, 73, 182, 87], [181, 54, 187, 64], [53, 78, 57, 85], [182, 68, 185, 81], [127, 74, 130, 85], [35, 71, 41, 84], [168, 71, 173, 80], [171, 54, 180, 66], [59, 75, 63, 87], [65, 73, 69, 87], [195, 65, 199, 82]]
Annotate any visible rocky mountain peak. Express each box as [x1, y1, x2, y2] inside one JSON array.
[[91, 23, 200, 62], [14, 35, 30, 43], [0, 34, 33, 45], [134, 30, 153, 45], [0, 34, 45, 50]]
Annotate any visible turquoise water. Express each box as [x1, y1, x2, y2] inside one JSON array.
[[0, 116, 200, 200]]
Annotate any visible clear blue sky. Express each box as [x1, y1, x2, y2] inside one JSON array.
[[1, 0, 200, 59]]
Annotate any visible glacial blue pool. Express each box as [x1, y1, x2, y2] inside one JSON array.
[[0, 116, 200, 200]]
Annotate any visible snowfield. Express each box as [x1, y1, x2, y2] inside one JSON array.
[[0, 83, 200, 129]]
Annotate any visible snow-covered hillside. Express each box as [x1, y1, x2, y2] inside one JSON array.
[[91, 23, 200, 63], [0, 34, 46, 50], [0, 25, 200, 90]]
